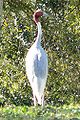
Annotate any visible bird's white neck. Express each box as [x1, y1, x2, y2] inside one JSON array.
[[36, 22, 42, 43]]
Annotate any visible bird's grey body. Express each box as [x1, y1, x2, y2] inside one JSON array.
[[25, 40, 48, 105], [25, 11, 48, 106]]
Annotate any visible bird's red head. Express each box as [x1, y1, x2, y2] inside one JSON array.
[[33, 9, 43, 24]]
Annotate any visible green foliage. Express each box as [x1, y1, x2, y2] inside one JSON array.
[[0, 104, 80, 120], [0, 0, 80, 106]]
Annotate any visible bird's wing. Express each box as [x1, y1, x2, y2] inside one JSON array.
[[25, 47, 48, 91], [32, 50, 48, 93], [33, 51, 48, 79]]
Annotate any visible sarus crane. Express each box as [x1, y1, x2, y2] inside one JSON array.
[[25, 9, 48, 106]]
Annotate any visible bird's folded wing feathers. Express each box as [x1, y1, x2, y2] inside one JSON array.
[[33, 53, 48, 79]]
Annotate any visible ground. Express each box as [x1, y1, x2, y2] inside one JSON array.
[[0, 104, 80, 120]]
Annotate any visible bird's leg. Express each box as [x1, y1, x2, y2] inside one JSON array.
[[41, 94, 44, 107], [33, 94, 37, 106]]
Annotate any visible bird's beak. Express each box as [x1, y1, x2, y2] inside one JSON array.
[[43, 12, 49, 17]]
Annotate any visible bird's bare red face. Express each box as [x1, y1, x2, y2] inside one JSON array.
[[33, 9, 43, 24]]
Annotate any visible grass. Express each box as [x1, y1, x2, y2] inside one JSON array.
[[0, 104, 80, 120]]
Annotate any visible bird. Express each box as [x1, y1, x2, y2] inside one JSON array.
[[25, 9, 48, 106]]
